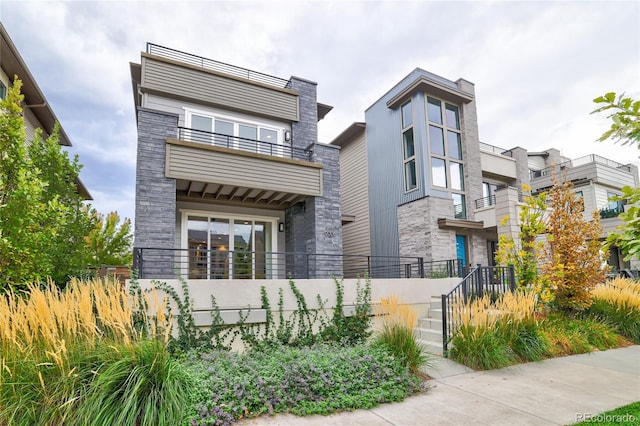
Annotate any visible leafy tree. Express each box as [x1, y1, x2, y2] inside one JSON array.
[[542, 175, 606, 312], [605, 185, 640, 262], [496, 184, 551, 302], [84, 211, 133, 266], [0, 78, 96, 292], [591, 92, 640, 147]]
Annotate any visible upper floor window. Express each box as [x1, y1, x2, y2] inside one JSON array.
[[0, 82, 6, 100], [401, 100, 417, 192], [185, 109, 286, 156], [427, 96, 465, 218]]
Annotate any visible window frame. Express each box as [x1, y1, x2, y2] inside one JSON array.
[[400, 100, 418, 193]]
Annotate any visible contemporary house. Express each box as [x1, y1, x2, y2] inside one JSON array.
[[130, 44, 342, 280], [333, 68, 639, 272], [332, 68, 488, 271], [0, 23, 91, 200]]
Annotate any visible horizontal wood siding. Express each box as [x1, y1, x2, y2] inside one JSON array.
[[166, 142, 322, 196], [142, 57, 298, 122], [340, 132, 371, 256]]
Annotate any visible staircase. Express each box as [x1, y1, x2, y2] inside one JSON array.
[[415, 296, 444, 355]]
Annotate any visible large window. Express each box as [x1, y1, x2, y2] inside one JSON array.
[[401, 101, 417, 192], [183, 212, 276, 279], [185, 109, 286, 155], [427, 96, 465, 218]]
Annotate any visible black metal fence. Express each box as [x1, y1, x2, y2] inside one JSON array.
[[177, 127, 312, 161], [441, 264, 516, 355], [132, 247, 465, 280]]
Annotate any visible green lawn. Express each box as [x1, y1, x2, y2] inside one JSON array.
[[573, 401, 640, 425]]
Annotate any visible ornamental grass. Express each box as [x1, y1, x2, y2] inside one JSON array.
[[588, 277, 640, 342]]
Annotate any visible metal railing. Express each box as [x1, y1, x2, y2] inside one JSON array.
[[474, 192, 525, 209], [600, 203, 624, 219], [147, 43, 290, 88], [132, 247, 465, 280], [441, 264, 516, 355], [177, 127, 313, 162], [479, 142, 512, 156], [531, 154, 632, 180]]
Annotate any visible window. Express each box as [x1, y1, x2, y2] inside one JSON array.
[[401, 101, 417, 192], [575, 190, 584, 212], [427, 96, 465, 218], [0, 82, 6, 100], [184, 212, 276, 279], [185, 109, 286, 155]]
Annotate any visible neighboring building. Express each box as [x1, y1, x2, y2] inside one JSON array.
[[332, 68, 487, 271], [0, 23, 91, 200], [130, 43, 341, 280], [332, 68, 639, 272]]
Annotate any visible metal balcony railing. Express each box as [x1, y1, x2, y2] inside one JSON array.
[[474, 192, 525, 209], [147, 43, 290, 88], [479, 142, 512, 157], [132, 247, 466, 281], [531, 154, 632, 180], [600, 203, 624, 219], [177, 127, 313, 162]]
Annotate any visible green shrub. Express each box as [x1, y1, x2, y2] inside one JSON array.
[[539, 313, 624, 357], [75, 340, 192, 426], [502, 319, 549, 362], [449, 324, 515, 370]]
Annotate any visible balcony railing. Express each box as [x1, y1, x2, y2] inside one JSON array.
[[600, 203, 624, 219], [474, 192, 524, 210], [177, 127, 313, 162], [531, 154, 632, 180], [479, 142, 512, 157], [132, 247, 466, 280], [147, 43, 290, 88]]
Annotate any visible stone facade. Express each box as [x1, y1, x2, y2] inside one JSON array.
[[397, 196, 456, 262], [133, 108, 179, 278]]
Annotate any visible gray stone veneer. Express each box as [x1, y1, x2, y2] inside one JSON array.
[[134, 108, 178, 277], [284, 77, 343, 277]]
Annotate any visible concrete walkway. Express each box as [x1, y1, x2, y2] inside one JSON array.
[[238, 346, 640, 425]]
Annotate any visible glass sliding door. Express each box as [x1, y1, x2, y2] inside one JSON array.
[[187, 217, 209, 279], [209, 219, 229, 279], [185, 213, 276, 279]]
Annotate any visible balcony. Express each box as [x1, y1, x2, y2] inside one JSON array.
[[600, 203, 624, 219], [166, 128, 323, 209], [147, 43, 290, 89], [480, 143, 518, 180], [474, 192, 524, 210], [530, 154, 636, 191]]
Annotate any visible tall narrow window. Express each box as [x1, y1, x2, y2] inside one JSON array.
[[401, 101, 417, 192], [0, 82, 6, 100], [427, 97, 465, 218]]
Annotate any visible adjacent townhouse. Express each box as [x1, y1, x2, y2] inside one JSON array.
[[130, 44, 342, 280], [332, 68, 639, 272], [0, 23, 91, 200], [332, 68, 487, 271]]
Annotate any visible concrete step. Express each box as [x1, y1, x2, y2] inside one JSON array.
[[418, 317, 443, 331], [416, 338, 444, 356], [414, 327, 442, 343], [429, 296, 442, 311], [428, 307, 442, 320]]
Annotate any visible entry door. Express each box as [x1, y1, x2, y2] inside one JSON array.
[[456, 235, 467, 268]]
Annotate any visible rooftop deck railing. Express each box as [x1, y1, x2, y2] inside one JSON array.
[[531, 154, 632, 180], [479, 142, 512, 157], [147, 43, 290, 88], [177, 127, 313, 162], [132, 247, 465, 281]]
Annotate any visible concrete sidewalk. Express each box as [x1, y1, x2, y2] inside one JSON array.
[[238, 346, 640, 426]]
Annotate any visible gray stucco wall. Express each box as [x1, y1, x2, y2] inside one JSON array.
[[134, 108, 178, 277]]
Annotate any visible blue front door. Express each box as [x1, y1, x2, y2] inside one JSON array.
[[456, 235, 467, 267]]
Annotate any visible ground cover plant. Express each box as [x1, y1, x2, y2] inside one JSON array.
[[183, 343, 422, 425]]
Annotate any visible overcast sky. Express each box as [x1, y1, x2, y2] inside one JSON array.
[[1, 0, 639, 223]]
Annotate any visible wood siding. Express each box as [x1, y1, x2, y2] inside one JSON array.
[[340, 132, 371, 256], [165, 139, 322, 196], [142, 56, 299, 122]]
